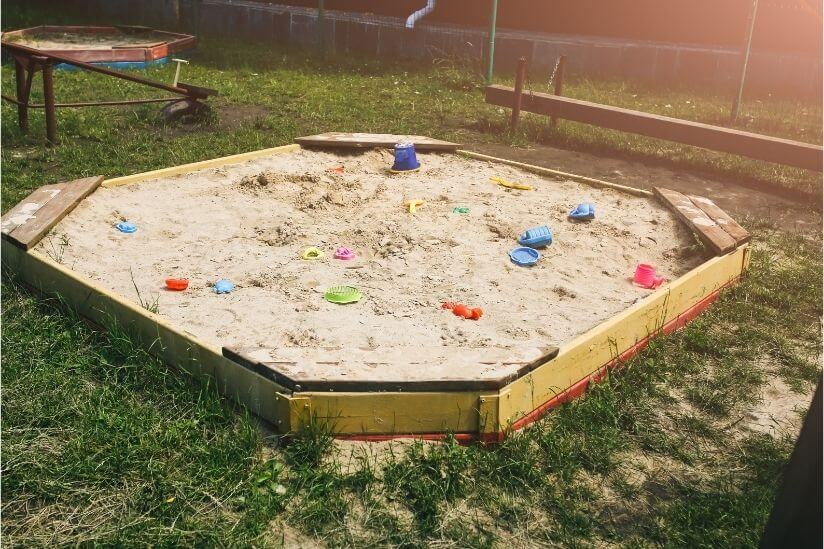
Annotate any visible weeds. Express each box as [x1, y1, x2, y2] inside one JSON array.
[[129, 268, 159, 314], [43, 233, 70, 264]]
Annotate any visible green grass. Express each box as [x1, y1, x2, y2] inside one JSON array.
[[2, 2, 822, 546]]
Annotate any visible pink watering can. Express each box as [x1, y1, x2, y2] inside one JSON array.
[[633, 263, 665, 289]]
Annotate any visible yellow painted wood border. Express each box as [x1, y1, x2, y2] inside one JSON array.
[[492, 245, 748, 431], [1, 240, 294, 431], [102, 143, 301, 188], [456, 149, 653, 197], [300, 390, 484, 435]]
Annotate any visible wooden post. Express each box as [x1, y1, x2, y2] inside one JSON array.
[[550, 54, 566, 129], [14, 59, 28, 132], [40, 58, 57, 145], [510, 57, 527, 131]]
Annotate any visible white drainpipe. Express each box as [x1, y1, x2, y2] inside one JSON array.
[[405, 0, 436, 29]]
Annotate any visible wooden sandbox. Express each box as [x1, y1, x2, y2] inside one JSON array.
[[1, 134, 750, 441]]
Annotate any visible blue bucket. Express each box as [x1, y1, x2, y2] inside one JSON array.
[[391, 142, 420, 172]]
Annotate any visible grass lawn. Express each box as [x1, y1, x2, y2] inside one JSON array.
[[2, 2, 822, 546]]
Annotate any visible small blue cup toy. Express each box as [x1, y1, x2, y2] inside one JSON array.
[[569, 203, 595, 221], [390, 142, 421, 173], [518, 225, 553, 248]]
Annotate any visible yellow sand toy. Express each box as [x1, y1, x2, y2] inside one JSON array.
[[301, 247, 325, 260], [403, 199, 424, 213], [490, 176, 533, 191]]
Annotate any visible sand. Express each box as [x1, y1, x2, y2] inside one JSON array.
[[36, 148, 704, 383]]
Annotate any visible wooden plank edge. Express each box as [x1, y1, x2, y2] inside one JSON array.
[[1, 183, 67, 237], [295, 136, 459, 151], [102, 143, 301, 188], [300, 389, 483, 434], [456, 149, 653, 197], [653, 187, 736, 255], [7, 176, 103, 251], [686, 194, 751, 245], [222, 345, 560, 393]]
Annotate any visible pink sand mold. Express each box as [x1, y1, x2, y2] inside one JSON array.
[[334, 247, 356, 260], [633, 263, 665, 289]]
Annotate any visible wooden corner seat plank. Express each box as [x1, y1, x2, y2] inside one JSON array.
[[686, 194, 750, 246], [653, 187, 737, 255], [223, 345, 560, 393], [295, 132, 460, 151], [1, 175, 103, 250]]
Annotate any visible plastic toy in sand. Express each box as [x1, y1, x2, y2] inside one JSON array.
[[165, 278, 189, 291], [633, 263, 665, 289], [325, 285, 362, 304], [490, 176, 532, 191], [442, 301, 483, 320], [390, 142, 421, 173], [116, 221, 137, 233], [569, 203, 595, 221], [452, 206, 470, 214], [213, 279, 235, 294], [518, 225, 553, 248], [301, 247, 325, 260], [334, 247, 357, 260], [509, 246, 540, 267], [404, 199, 424, 213]]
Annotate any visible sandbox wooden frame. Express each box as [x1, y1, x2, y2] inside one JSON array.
[[2, 143, 751, 441]]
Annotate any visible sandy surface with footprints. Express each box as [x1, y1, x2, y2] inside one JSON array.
[[37, 147, 705, 382]]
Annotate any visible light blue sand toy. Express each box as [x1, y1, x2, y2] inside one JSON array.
[[568, 203, 595, 221], [518, 225, 553, 248]]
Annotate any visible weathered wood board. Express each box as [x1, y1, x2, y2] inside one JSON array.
[[295, 132, 460, 151], [1, 176, 103, 250], [686, 194, 750, 245], [224, 345, 560, 392], [653, 187, 741, 255], [485, 85, 823, 171]]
